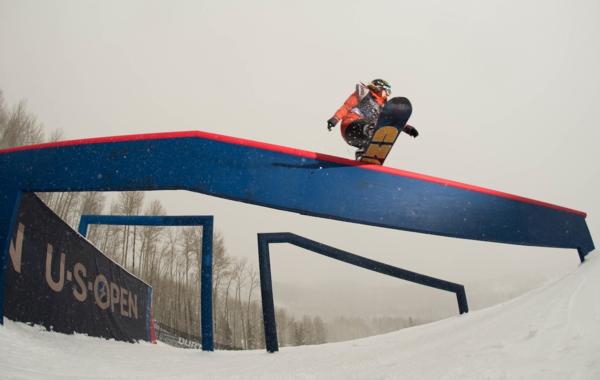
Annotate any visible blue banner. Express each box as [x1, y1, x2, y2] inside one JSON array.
[[3, 193, 153, 342]]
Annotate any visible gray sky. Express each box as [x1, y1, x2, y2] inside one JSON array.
[[1, 1, 599, 315]]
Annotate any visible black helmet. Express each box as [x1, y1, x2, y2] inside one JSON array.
[[369, 79, 392, 94]]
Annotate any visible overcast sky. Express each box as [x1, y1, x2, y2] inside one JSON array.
[[1, 1, 599, 315]]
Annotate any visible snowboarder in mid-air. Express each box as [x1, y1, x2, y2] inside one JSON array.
[[327, 79, 419, 161]]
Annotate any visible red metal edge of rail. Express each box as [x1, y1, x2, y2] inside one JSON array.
[[0, 130, 587, 218]]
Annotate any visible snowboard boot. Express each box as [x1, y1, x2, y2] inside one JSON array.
[[355, 140, 371, 160], [355, 123, 375, 160], [355, 148, 365, 160]]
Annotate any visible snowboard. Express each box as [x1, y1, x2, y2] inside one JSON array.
[[358, 97, 412, 165]]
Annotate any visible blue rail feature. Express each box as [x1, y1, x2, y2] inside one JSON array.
[[0, 130, 594, 325], [78, 214, 215, 351], [257, 232, 469, 353]]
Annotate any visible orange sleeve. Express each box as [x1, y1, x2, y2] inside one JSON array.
[[332, 91, 359, 121]]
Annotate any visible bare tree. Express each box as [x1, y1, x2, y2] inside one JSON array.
[[0, 100, 44, 149], [47, 128, 65, 142], [115, 191, 145, 268], [0, 91, 8, 135], [211, 232, 230, 340], [181, 226, 201, 333], [232, 258, 247, 348], [244, 267, 259, 349], [139, 200, 166, 281], [313, 316, 326, 344]]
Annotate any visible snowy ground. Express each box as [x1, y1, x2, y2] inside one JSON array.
[[1, 252, 599, 380]]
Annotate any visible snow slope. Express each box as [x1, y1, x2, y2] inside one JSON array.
[[1, 252, 599, 380]]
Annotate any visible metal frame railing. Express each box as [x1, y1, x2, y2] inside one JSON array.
[[257, 232, 468, 353]]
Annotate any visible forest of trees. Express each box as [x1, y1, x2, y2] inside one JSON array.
[[1, 90, 419, 349]]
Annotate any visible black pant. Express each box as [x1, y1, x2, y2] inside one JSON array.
[[343, 120, 372, 149]]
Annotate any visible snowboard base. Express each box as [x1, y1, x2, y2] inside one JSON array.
[[358, 97, 412, 165], [359, 126, 401, 165]]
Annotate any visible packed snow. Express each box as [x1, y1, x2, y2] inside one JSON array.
[[1, 251, 599, 380]]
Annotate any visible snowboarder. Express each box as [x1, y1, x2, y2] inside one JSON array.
[[327, 79, 419, 159]]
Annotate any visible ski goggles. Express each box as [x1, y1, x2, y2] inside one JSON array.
[[380, 84, 391, 94], [370, 80, 392, 95]]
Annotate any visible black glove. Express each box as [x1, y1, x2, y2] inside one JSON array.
[[327, 117, 338, 131], [403, 124, 419, 138]]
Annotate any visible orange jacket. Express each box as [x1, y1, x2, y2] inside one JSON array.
[[332, 84, 387, 135]]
